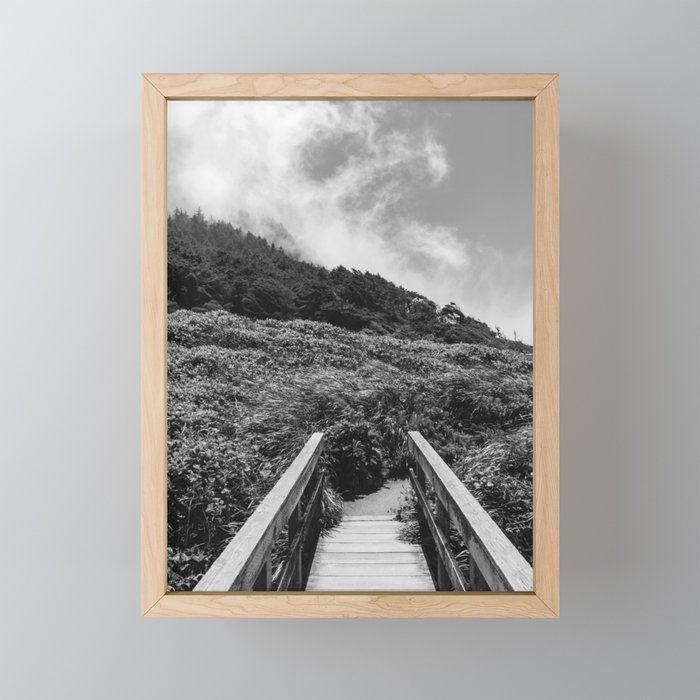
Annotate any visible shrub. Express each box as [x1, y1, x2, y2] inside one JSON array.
[[167, 310, 533, 588], [323, 419, 384, 497], [453, 426, 533, 562]]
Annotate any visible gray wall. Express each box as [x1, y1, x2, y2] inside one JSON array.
[[1, 1, 698, 698]]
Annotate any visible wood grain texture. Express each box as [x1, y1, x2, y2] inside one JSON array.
[[140, 73, 560, 617], [145, 592, 556, 619], [532, 76, 560, 616], [144, 73, 556, 100], [140, 77, 167, 615]]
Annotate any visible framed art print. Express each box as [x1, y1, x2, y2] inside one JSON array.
[[141, 74, 559, 618]]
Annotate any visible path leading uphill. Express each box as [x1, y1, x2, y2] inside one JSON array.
[[194, 433, 533, 594], [305, 479, 435, 591]]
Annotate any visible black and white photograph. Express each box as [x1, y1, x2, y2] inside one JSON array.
[[166, 99, 534, 593]]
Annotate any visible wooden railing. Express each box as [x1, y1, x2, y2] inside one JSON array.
[[407, 431, 533, 592], [194, 433, 326, 592]]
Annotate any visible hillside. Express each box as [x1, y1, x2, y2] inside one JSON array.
[[167, 209, 528, 349], [167, 310, 532, 590]]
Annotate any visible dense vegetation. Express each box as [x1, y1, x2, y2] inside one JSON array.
[[168, 310, 533, 590], [168, 209, 528, 349]]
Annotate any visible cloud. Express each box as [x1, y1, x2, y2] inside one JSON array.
[[168, 100, 531, 342]]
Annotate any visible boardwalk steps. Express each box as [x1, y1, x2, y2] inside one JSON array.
[[306, 515, 434, 591]]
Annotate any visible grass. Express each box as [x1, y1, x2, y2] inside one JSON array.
[[167, 310, 533, 590]]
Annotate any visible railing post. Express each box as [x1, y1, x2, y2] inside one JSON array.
[[468, 547, 488, 591], [435, 499, 450, 591], [253, 556, 272, 591], [469, 554, 478, 590], [287, 502, 302, 591], [302, 469, 325, 590], [414, 463, 428, 546], [416, 462, 426, 491]]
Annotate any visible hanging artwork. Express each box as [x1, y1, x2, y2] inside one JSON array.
[[141, 74, 559, 618]]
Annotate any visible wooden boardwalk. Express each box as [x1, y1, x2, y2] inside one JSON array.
[[194, 432, 533, 594], [306, 515, 435, 591]]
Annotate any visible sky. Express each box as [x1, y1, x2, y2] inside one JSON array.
[[168, 100, 532, 342]]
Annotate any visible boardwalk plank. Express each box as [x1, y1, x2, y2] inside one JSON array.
[[315, 543, 424, 553], [306, 514, 435, 592], [321, 534, 406, 544], [309, 552, 424, 564], [310, 562, 431, 577], [330, 522, 399, 529], [306, 576, 435, 591]]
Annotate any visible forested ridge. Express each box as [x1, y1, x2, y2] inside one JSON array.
[[168, 209, 527, 349]]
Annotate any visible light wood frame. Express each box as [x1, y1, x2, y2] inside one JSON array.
[[141, 73, 559, 618]]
